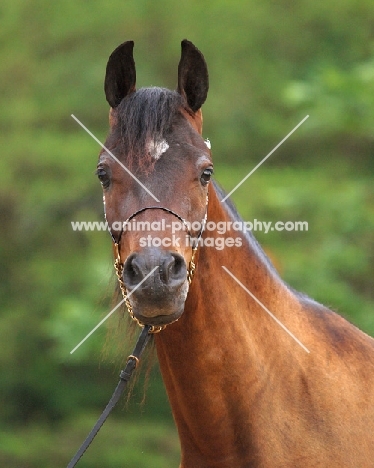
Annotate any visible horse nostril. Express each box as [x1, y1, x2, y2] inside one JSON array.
[[160, 253, 186, 284], [123, 250, 187, 289], [123, 254, 143, 286], [172, 254, 184, 277]]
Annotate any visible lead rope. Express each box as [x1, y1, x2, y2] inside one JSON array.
[[67, 325, 152, 468]]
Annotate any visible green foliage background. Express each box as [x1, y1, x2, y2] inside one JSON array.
[[1, 0, 373, 466]]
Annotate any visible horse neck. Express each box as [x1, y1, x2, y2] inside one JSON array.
[[154, 185, 302, 465]]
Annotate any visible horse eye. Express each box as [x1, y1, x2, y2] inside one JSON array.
[[96, 167, 110, 189], [200, 168, 213, 185]]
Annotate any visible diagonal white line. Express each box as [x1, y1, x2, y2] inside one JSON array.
[[71, 114, 160, 202], [221, 115, 309, 202], [70, 298, 126, 355], [222, 266, 310, 353], [70, 266, 159, 354]]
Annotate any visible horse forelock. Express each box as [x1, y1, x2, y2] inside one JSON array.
[[114, 87, 184, 171]]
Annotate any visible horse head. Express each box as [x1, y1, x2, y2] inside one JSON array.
[[98, 40, 211, 329]]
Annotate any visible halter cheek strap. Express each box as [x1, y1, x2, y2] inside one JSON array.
[[108, 196, 208, 333]]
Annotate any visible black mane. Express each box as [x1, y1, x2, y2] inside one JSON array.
[[213, 180, 282, 280], [115, 87, 184, 169]]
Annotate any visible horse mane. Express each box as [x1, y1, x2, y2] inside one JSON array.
[[212, 180, 282, 279], [115, 87, 184, 172]]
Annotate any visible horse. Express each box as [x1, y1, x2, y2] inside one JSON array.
[[98, 40, 374, 467]]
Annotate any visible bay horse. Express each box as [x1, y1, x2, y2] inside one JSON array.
[[98, 40, 374, 467]]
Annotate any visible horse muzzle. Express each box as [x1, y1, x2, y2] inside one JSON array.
[[122, 247, 189, 326]]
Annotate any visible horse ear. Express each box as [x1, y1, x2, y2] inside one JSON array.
[[104, 41, 136, 108], [177, 40, 209, 112]]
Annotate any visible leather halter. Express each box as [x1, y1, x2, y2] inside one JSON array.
[[111, 196, 209, 333]]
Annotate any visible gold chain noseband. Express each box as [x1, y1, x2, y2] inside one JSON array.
[[111, 198, 208, 333]]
